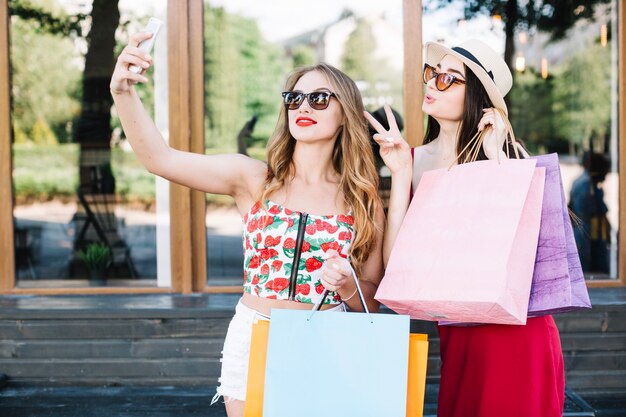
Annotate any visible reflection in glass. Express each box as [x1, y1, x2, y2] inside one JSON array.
[[505, 1, 619, 279], [203, 1, 403, 286], [569, 152, 612, 274], [11, 0, 167, 287], [422, 1, 619, 279]]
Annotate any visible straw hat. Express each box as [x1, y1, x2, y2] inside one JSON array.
[[424, 39, 512, 115]]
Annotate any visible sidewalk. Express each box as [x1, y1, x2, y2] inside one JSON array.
[[0, 385, 441, 417], [0, 386, 228, 417], [1, 384, 618, 417]]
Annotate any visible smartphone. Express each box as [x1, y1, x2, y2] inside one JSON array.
[[129, 17, 163, 74]]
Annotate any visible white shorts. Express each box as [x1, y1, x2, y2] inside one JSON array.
[[212, 298, 346, 403]]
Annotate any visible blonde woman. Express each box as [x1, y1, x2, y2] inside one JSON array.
[[110, 33, 385, 417]]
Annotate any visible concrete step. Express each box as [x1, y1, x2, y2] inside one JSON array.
[[0, 358, 221, 381], [566, 370, 626, 391], [0, 318, 230, 340], [0, 290, 624, 395], [563, 352, 626, 372], [0, 339, 224, 359], [561, 332, 626, 352], [555, 310, 626, 333]]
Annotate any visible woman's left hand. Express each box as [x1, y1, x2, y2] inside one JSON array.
[[320, 250, 352, 292], [479, 108, 507, 159]]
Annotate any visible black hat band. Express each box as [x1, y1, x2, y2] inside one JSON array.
[[452, 47, 495, 81]]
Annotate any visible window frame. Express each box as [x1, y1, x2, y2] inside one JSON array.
[[0, 0, 623, 294]]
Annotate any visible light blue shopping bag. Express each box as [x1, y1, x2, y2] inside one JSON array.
[[263, 306, 410, 417]]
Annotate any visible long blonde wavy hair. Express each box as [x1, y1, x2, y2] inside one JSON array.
[[260, 63, 382, 274]]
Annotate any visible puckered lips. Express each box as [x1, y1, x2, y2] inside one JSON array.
[[424, 93, 436, 104], [295, 116, 317, 127]]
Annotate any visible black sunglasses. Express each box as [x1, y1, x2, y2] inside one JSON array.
[[282, 91, 337, 110], [423, 64, 466, 91]]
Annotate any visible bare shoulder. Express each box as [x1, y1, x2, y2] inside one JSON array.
[[237, 154, 268, 195], [411, 143, 440, 191], [411, 144, 432, 167], [236, 153, 267, 176], [413, 141, 438, 156], [220, 154, 266, 215]]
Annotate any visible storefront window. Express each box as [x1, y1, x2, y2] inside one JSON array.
[[202, 0, 404, 287], [11, 0, 168, 287], [423, 0, 620, 280]]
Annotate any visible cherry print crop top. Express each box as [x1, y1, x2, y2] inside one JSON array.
[[242, 200, 355, 305]]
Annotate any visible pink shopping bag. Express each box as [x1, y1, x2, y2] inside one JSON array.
[[376, 159, 545, 325]]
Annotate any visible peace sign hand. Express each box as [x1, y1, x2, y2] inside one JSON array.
[[364, 105, 412, 176]]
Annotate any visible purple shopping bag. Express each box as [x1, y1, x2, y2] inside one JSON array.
[[528, 153, 591, 316]]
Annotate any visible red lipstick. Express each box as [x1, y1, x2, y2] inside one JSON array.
[[296, 117, 317, 127]]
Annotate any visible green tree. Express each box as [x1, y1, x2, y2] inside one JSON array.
[[9, 3, 81, 141], [508, 69, 562, 154], [204, 7, 241, 147], [10, 0, 123, 252], [73, 0, 119, 148], [233, 14, 285, 145], [10, 0, 120, 162], [341, 18, 377, 85], [553, 42, 611, 154], [291, 45, 317, 68], [9, 0, 86, 37], [13, 125, 29, 144], [30, 118, 58, 145], [204, 6, 285, 148], [426, 0, 612, 72]]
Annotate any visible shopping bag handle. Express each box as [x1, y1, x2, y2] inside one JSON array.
[[309, 264, 372, 323], [448, 108, 521, 169]]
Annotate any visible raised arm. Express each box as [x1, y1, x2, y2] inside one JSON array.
[[364, 106, 412, 266], [109, 32, 266, 205]]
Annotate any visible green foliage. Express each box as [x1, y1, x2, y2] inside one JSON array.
[[552, 42, 611, 151], [291, 45, 317, 68], [204, 7, 244, 147], [111, 153, 156, 201], [30, 118, 58, 145], [9, 0, 86, 37], [13, 125, 29, 144], [508, 40, 612, 155], [426, 0, 612, 68], [429, 0, 612, 40], [13, 144, 268, 205], [13, 144, 78, 198], [10, 6, 81, 136], [204, 6, 285, 148], [78, 242, 111, 270], [508, 69, 560, 154], [341, 19, 377, 84], [338, 18, 403, 114]]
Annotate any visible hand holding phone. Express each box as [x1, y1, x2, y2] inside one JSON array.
[[129, 17, 163, 74]]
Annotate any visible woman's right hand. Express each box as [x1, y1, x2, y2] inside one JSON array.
[[364, 105, 412, 176], [110, 32, 154, 95]]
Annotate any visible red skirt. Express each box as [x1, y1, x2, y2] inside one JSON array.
[[437, 316, 565, 417]]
